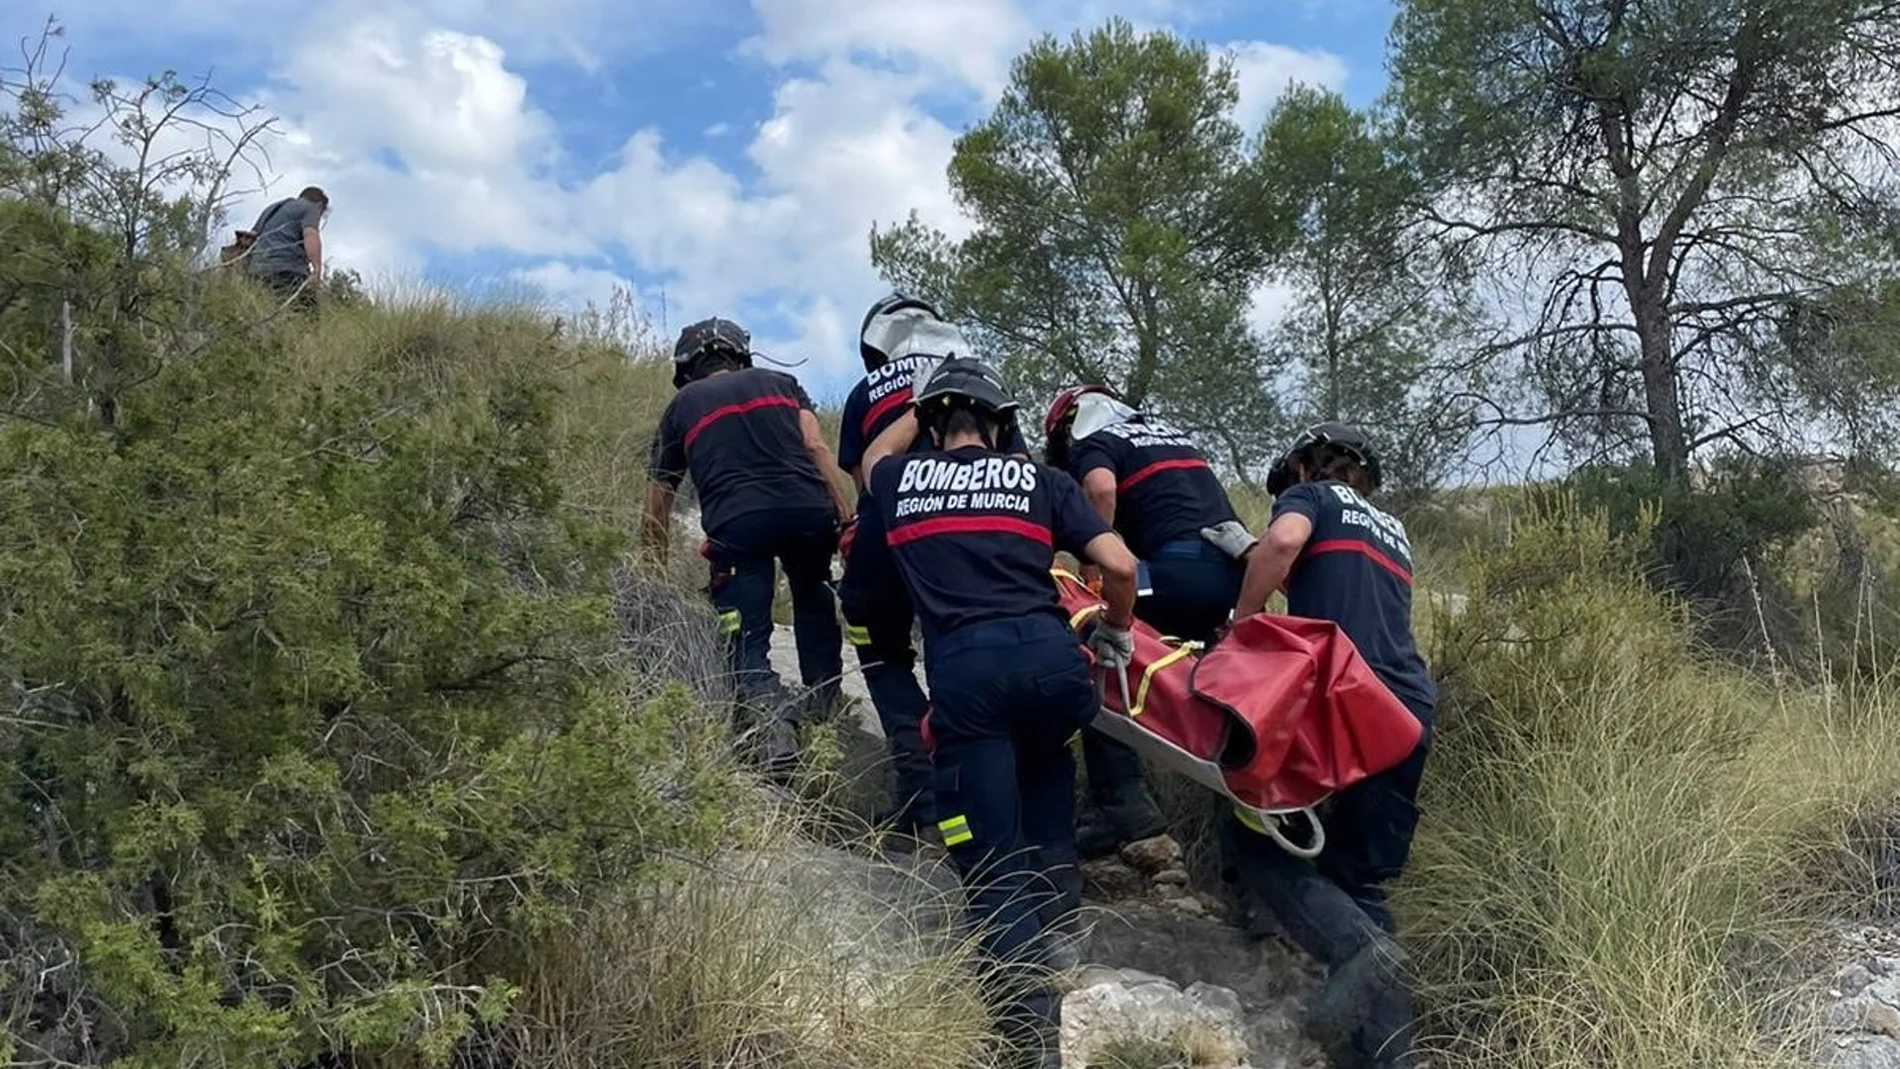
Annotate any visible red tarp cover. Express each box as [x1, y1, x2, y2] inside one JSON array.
[[1052, 569, 1423, 845]]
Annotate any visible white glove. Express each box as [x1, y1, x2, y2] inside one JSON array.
[[1200, 520, 1259, 561], [1086, 620, 1135, 669]]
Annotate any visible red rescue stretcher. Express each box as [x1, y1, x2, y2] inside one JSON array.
[[1052, 568, 1424, 858]]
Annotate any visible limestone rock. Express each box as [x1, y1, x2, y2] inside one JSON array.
[[1079, 903, 1325, 1069], [1060, 968, 1251, 1069], [1825, 954, 1900, 1069], [1082, 857, 1146, 899], [1122, 833, 1187, 875], [1831, 1037, 1900, 1069]]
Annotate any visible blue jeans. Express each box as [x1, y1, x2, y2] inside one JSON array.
[[704, 507, 842, 717]]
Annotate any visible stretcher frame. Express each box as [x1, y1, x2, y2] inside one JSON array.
[[1055, 568, 1329, 860]]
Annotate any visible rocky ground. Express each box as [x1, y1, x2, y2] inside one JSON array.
[[1821, 923, 1900, 1069], [766, 623, 1898, 1069], [769, 624, 1326, 1069]]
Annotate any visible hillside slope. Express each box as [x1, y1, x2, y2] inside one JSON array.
[[1, 276, 1895, 1069]]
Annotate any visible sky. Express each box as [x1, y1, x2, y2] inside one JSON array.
[[5, 0, 1395, 405]]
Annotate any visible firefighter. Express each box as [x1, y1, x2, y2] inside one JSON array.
[[1043, 383, 1250, 856], [643, 317, 851, 777], [836, 293, 1029, 844], [861, 356, 1139, 1069], [1223, 421, 1433, 1069]]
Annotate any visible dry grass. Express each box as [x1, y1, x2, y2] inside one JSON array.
[[505, 815, 997, 1069], [1087, 1019, 1250, 1069], [1398, 492, 1900, 1069]]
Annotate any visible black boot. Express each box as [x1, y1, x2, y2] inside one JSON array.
[[994, 982, 1063, 1069], [1304, 931, 1418, 1069], [761, 717, 800, 782], [1082, 734, 1169, 850], [1098, 785, 1169, 844], [800, 679, 844, 725], [1075, 807, 1122, 860]]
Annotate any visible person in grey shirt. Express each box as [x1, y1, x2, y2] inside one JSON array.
[[245, 186, 328, 297]]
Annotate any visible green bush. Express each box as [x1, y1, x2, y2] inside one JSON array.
[[0, 269, 743, 1064], [1568, 457, 1820, 661]]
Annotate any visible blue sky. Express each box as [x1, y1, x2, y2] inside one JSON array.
[[8, 0, 1396, 404]]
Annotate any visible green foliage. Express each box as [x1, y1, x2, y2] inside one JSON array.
[[870, 19, 1291, 468], [0, 291, 738, 1064], [1387, 0, 1900, 480], [1406, 492, 1900, 1069], [0, 31, 744, 1064], [1570, 457, 1818, 598], [1254, 85, 1480, 492]]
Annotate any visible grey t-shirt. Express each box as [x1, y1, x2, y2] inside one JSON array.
[[247, 197, 320, 277]]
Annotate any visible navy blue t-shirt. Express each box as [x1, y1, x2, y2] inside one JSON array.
[[1067, 415, 1238, 559], [648, 368, 833, 540], [1273, 480, 1435, 711], [869, 446, 1110, 639], [840, 356, 1028, 522]]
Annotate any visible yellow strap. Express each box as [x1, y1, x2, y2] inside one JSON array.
[[717, 609, 741, 635], [1069, 603, 1104, 630], [844, 624, 871, 646], [1130, 643, 1197, 717], [1233, 804, 1271, 835]]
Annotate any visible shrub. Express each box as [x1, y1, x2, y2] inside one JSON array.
[[1400, 491, 1900, 1069], [0, 270, 750, 1064], [1568, 457, 1820, 662]]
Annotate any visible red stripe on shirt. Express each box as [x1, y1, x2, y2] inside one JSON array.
[[684, 394, 799, 449], [1304, 538, 1414, 586], [861, 387, 913, 437], [886, 514, 1053, 547], [1117, 456, 1210, 494]]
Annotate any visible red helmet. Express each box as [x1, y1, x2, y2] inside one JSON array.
[[1043, 383, 1121, 440]]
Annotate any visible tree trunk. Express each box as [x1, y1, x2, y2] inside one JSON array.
[[1128, 278, 1161, 407], [1633, 292, 1689, 484]]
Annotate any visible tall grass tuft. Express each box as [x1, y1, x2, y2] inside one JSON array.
[[1400, 491, 1900, 1069], [506, 801, 997, 1069]]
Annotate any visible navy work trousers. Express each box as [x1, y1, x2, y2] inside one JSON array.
[[838, 501, 935, 826], [1218, 697, 1433, 1067], [704, 506, 842, 715], [925, 615, 1098, 1059], [1138, 537, 1246, 645]]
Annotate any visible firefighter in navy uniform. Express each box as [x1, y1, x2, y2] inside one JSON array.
[[643, 317, 852, 777], [836, 294, 1030, 844], [1222, 422, 1434, 1069], [861, 357, 1139, 1069], [1043, 383, 1251, 856]]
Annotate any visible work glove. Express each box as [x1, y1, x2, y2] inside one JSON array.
[[1086, 618, 1136, 711], [1086, 618, 1135, 669], [1199, 520, 1259, 561]]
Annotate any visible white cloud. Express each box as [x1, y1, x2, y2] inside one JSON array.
[[33, 0, 1351, 392], [1223, 39, 1349, 135], [743, 0, 1033, 98], [221, 15, 591, 278], [511, 260, 638, 309]]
